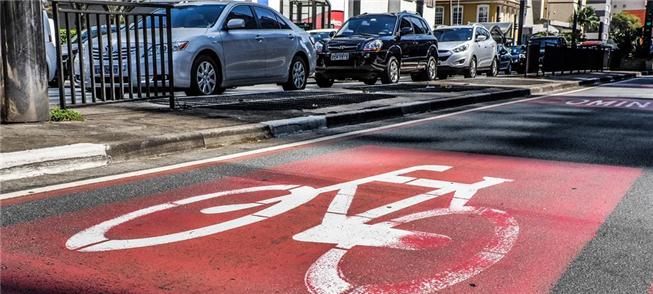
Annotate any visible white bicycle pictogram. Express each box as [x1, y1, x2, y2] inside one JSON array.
[[67, 165, 519, 293]]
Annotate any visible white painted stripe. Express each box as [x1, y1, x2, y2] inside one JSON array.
[[0, 85, 603, 201]]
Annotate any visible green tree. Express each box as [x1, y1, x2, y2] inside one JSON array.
[[610, 12, 642, 54], [576, 6, 600, 32]]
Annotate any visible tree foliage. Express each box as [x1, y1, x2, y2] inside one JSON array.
[[610, 12, 642, 53]]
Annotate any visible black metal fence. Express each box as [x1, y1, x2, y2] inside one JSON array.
[[525, 45, 611, 76], [52, 0, 175, 108]]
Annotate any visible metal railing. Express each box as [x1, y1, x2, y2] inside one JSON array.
[[525, 45, 610, 76], [52, 0, 175, 108]]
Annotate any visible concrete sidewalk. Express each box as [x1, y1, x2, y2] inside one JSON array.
[[0, 71, 639, 181]]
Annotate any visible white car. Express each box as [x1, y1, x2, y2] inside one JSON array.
[[434, 25, 498, 78], [42, 11, 57, 83], [74, 1, 316, 96], [308, 28, 337, 43]]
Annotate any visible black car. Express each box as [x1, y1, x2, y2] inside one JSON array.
[[509, 45, 526, 73], [314, 12, 438, 87], [496, 44, 512, 74]]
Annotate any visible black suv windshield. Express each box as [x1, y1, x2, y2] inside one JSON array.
[[336, 15, 397, 37], [141, 5, 226, 28], [434, 28, 473, 42]]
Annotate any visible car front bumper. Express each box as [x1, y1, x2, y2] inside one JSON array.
[[315, 51, 387, 80], [73, 50, 193, 89], [437, 50, 472, 73]]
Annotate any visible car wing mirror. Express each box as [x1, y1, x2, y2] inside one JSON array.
[[226, 18, 246, 30], [329, 31, 336, 37], [476, 35, 487, 42], [400, 27, 413, 36]]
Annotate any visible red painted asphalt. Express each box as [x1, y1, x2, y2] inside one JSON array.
[[1, 146, 641, 293]]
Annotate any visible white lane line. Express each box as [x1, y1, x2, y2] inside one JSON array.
[[0, 85, 602, 201]]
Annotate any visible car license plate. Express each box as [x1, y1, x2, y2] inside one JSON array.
[[94, 64, 120, 75], [331, 53, 349, 61]]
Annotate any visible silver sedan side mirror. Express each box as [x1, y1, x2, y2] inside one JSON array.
[[226, 18, 246, 30]]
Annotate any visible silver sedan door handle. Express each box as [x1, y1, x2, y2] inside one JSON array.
[[288, 34, 295, 40], [256, 35, 264, 42]]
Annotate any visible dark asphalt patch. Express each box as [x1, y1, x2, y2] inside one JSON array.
[[552, 169, 653, 293]]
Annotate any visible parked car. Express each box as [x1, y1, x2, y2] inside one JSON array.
[[75, 2, 316, 95], [434, 24, 498, 79], [496, 44, 512, 74], [42, 11, 57, 83], [62, 25, 120, 82], [529, 36, 567, 55], [509, 45, 526, 74], [314, 12, 439, 87], [308, 28, 337, 42]]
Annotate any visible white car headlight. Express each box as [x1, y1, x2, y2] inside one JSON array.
[[145, 41, 189, 56], [452, 44, 468, 53], [314, 41, 324, 53], [363, 39, 383, 52]]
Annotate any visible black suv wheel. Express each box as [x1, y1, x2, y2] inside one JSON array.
[[315, 74, 334, 88], [381, 56, 400, 84]]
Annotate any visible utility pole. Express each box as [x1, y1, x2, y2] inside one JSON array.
[[571, 0, 582, 48], [517, 0, 526, 44], [416, 0, 425, 16], [1, 0, 49, 123]]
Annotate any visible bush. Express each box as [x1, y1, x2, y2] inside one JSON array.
[[50, 108, 84, 122], [59, 28, 77, 44]]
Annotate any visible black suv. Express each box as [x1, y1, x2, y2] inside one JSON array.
[[314, 12, 438, 87]]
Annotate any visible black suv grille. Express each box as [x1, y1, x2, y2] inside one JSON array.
[[328, 45, 358, 52]]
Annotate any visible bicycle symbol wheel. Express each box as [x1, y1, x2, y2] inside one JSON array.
[[305, 206, 519, 294]]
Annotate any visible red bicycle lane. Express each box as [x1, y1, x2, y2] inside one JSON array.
[[1, 146, 641, 293]]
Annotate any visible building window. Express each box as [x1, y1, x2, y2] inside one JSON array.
[[426, 0, 435, 8], [477, 5, 489, 23], [435, 6, 445, 25], [452, 5, 463, 25]]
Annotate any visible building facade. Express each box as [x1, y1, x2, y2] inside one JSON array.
[[611, 0, 646, 23]]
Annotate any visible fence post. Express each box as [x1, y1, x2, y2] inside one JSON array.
[[1, 0, 49, 123]]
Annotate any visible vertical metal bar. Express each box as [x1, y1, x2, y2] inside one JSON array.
[[150, 14, 158, 97], [106, 13, 116, 101], [75, 12, 86, 104], [125, 15, 134, 99], [86, 15, 97, 103], [134, 15, 142, 98], [65, 12, 76, 104], [142, 14, 151, 98], [96, 13, 106, 101], [166, 8, 175, 109], [116, 14, 125, 100], [52, 1, 66, 108], [158, 15, 165, 99]]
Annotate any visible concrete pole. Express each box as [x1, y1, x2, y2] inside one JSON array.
[[517, 0, 525, 45], [1, 0, 49, 123]]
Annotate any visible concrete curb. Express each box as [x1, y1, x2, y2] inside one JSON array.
[[1, 73, 636, 181], [0, 143, 109, 181], [107, 123, 271, 161]]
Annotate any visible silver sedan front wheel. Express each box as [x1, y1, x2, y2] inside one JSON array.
[[283, 56, 307, 91], [196, 61, 216, 95]]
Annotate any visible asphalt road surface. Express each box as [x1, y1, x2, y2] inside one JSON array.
[[4, 77, 653, 293]]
